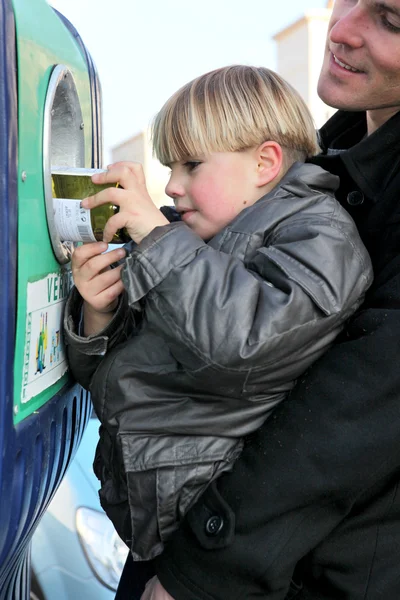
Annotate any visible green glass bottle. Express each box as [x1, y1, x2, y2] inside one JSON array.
[[51, 167, 131, 244]]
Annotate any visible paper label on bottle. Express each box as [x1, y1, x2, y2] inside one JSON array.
[[53, 198, 96, 242]]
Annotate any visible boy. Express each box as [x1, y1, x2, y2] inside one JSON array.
[[64, 66, 372, 567]]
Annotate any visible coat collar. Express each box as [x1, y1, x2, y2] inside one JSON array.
[[314, 109, 400, 202]]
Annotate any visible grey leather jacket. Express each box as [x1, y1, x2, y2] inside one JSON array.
[[64, 162, 373, 561]]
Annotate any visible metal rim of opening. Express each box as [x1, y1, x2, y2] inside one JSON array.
[[43, 65, 85, 264]]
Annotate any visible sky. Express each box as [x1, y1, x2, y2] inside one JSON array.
[[49, 0, 328, 161]]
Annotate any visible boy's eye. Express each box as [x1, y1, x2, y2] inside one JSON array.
[[183, 161, 201, 172]]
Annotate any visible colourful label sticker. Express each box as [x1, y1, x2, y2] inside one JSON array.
[[21, 270, 73, 404]]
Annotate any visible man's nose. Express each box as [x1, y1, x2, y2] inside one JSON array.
[[329, 4, 365, 49]]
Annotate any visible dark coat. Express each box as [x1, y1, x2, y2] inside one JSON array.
[[156, 110, 400, 600]]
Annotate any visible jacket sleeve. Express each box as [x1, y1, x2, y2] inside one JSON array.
[[63, 286, 133, 390], [63, 209, 179, 390], [122, 216, 371, 383], [154, 264, 400, 599]]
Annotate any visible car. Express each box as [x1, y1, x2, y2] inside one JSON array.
[[30, 410, 128, 600]]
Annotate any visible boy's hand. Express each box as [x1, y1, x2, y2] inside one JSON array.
[[71, 242, 126, 313], [81, 161, 169, 244], [140, 576, 175, 600]]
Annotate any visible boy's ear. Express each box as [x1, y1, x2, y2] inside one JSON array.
[[255, 141, 283, 187]]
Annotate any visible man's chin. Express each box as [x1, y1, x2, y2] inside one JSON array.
[[317, 82, 364, 113]]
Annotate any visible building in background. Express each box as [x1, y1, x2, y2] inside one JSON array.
[[274, 0, 334, 128], [111, 0, 334, 204]]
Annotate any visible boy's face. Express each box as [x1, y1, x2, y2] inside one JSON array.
[[318, 0, 400, 129], [165, 150, 263, 240]]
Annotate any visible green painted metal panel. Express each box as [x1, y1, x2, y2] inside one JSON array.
[[12, 0, 92, 424]]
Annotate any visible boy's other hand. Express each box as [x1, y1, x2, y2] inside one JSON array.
[[71, 242, 126, 314]]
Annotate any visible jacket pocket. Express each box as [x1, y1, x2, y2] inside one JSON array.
[[119, 433, 243, 561], [258, 245, 339, 316]]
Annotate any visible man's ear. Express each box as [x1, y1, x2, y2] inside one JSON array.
[[255, 141, 283, 187]]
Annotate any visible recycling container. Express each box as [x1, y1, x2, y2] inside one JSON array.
[[0, 1, 103, 596]]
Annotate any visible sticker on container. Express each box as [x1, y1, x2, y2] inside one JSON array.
[[53, 197, 96, 242], [21, 270, 73, 404]]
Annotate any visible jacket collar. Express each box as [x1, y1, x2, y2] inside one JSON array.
[[270, 161, 339, 196], [315, 109, 400, 202]]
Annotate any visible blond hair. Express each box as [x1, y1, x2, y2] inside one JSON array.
[[152, 65, 320, 168]]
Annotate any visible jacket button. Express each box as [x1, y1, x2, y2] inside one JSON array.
[[347, 191, 364, 206], [205, 515, 224, 536]]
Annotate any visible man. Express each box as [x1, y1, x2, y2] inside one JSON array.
[[139, 1, 400, 598]]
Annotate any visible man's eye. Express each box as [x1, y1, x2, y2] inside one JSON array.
[[381, 14, 400, 32], [183, 161, 201, 172]]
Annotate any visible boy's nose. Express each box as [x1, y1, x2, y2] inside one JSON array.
[[165, 177, 185, 200], [329, 4, 364, 50]]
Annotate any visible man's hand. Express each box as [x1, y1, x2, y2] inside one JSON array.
[[140, 576, 175, 600], [81, 161, 169, 244], [71, 242, 126, 335]]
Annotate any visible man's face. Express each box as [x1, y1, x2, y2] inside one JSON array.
[[318, 0, 400, 127]]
